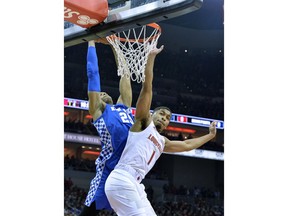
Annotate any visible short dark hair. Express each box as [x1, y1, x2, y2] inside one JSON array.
[[152, 106, 171, 114]]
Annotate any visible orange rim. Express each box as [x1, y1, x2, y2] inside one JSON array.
[[107, 23, 161, 43]]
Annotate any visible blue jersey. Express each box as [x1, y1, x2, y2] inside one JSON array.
[[84, 103, 134, 210]]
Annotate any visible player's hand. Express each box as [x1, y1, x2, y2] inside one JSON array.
[[209, 121, 217, 137], [149, 45, 164, 56]]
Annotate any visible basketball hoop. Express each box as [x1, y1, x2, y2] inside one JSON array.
[[106, 23, 161, 83]]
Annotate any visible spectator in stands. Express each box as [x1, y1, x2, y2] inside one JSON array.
[[79, 39, 134, 216]]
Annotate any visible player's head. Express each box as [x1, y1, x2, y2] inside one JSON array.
[[100, 92, 113, 104], [152, 106, 172, 132]]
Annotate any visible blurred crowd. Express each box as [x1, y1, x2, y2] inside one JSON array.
[[64, 178, 223, 216], [64, 155, 95, 172]]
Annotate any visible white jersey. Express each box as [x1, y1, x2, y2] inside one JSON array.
[[115, 121, 165, 180]]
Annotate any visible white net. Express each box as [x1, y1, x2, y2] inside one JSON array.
[[106, 23, 161, 83]]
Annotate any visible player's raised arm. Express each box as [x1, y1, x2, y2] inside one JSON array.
[[164, 121, 217, 152], [114, 48, 132, 107], [87, 40, 105, 120], [95, 37, 133, 107], [133, 45, 164, 125]]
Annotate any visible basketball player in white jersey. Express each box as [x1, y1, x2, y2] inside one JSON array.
[[104, 44, 217, 216]]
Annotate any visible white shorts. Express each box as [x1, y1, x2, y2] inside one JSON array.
[[105, 168, 157, 216]]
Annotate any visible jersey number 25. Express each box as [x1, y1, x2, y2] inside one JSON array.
[[119, 112, 133, 124]]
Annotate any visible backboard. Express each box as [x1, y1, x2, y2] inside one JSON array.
[[64, 0, 203, 48]]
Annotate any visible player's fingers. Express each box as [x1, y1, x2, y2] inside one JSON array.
[[155, 45, 164, 54]]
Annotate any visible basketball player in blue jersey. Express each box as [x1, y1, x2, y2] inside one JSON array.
[[79, 40, 134, 216], [105, 44, 217, 216]]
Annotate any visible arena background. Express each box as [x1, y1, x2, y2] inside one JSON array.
[[2, 1, 288, 216], [64, 0, 224, 215]]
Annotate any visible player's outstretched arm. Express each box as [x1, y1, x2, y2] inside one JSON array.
[[113, 48, 132, 107], [164, 121, 217, 152], [132, 45, 164, 128], [87, 40, 104, 120]]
